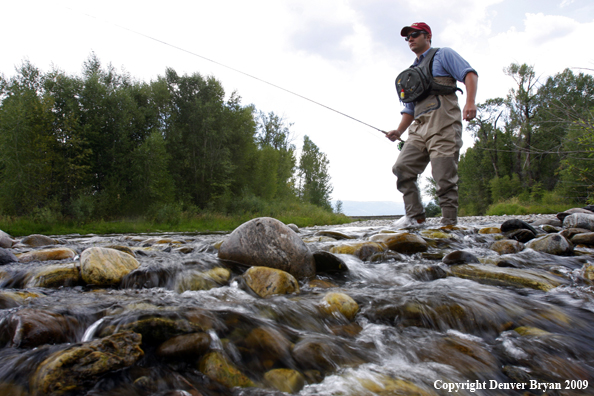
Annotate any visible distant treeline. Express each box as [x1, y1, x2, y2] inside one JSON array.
[[453, 64, 594, 215], [0, 54, 334, 222]]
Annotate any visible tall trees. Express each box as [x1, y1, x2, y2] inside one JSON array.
[[297, 136, 333, 210]]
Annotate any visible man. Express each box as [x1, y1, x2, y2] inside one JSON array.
[[387, 22, 478, 227]]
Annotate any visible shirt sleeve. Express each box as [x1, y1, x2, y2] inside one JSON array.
[[401, 101, 414, 116], [433, 47, 478, 82]]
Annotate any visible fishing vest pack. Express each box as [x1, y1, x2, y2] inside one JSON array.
[[395, 48, 461, 103]]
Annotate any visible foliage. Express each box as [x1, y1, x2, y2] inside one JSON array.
[[0, 55, 337, 224], [457, 64, 594, 214]]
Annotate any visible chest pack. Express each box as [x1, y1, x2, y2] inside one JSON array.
[[395, 48, 460, 103]]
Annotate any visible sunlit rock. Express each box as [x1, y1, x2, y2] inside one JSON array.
[[264, 368, 306, 393], [218, 217, 315, 279], [319, 292, 359, 321], [20, 234, 58, 247], [29, 331, 143, 396], [478, 227, 501, 234], [448, 264, 566, 291], [0, 230, 14, 248], [369, 232, 428, 254], [175, 267, 231, 292], [198, 351, 255, 388], [490, 240, 524, 255], [563, 213, 594, 231], [156, 332, 211, 360], [0, 248, 18, 265], [26, 263, 80, 288], [525, 234, 573, 256], [243, 266, 299, 298], [80, 247, 140, 286], [514, 326, 552, 337], [17, 247, 77, 263], [2, 308, 79, 348]]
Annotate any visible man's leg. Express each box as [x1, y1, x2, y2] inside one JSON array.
[[430, 156, 459, 225], [393, 142, 430, 220]]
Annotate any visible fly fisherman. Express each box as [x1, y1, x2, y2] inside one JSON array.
[[386, 22, 478, 227]]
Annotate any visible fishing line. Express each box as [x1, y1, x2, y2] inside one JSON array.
[[67, 7, 389, 137]]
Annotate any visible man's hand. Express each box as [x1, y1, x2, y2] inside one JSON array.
[[386, 129, 403, 142], [463, 102, 477, 121]]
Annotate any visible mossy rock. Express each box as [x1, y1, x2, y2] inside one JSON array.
[[448, 264, 566, 291], [319, 292, 359, 321], [264, 368, 306, 393], [198, 351, 255, 388], [243, 266, 299, 298]]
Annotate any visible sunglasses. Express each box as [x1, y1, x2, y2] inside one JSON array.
[[405, 31, 426, 41]]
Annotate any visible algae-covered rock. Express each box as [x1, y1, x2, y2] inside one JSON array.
[[319, 292, 359, 321], [448, 264, 566, 291], [369, 233, 428, 254], [26, 263, 80, 288], [490, 240, 524, 255], [198, 351, 255, 388], [478, 227, 501, 234], [264, 368, 306, 393], [80, 247, 140, 286], [243, 266, 299, 298], [175, 267, 231, 292], [98, 314, 203, 344], [29, 331, 143, 396], [156, 332, 211, 360], [17, 247, 77, 263]]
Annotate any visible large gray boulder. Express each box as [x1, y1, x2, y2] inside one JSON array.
[[218, 217, 315, 279], [0, 230, 14, 248], [563, 213, 594, 231]]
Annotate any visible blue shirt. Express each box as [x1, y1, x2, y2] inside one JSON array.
[[401, 47, 477, 116]]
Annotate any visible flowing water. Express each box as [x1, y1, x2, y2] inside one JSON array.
[[1, 217, 594, 396]]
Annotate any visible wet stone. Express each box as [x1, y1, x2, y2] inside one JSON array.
[[490, 240, 524, 255], [448, 264, 566, 291], [198, 351, 255, 388], [2, 308, 79, 348], [500, 218, 539, 235], [156, 332, 211, 360], [0, 248, 18, 265], [264, 368, 306, 393], [504, 228, 536, 243], [525, 234, 574, 256], [563, 213, 594, 231], [319, 292, 359, 321], [218, 217, 315, 279], [243, 266, 299, 298], [442, 250, 480, 265], [313, 250, 350, 273], [571, 232, 594, 246], [17, 247, 77, 263], [80, 247, 141, 286], [20, 234, 58, 247], [369, 232, 428, 254], [26, 263, 81, 288], [0, 230, 14, 248]]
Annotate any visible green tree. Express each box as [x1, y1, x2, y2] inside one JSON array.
[[297, 135, 333, 210]]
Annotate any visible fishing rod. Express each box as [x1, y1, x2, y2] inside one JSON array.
[[69, 7, 397, 140]]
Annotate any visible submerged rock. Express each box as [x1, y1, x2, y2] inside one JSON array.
[[442, 250, 480, 265], [313, 251, 350, 273], [243, 266, 299, 298], [0, 248, 18, 265], [319, 292, 359, 321], [156, 332, 211, 360], [198, 351, 255, 388], [218, 217, 315, 279], [2, 308, 79, 348], [448, 264, 566, 291], [26, 263, 80, 288], [80, 247, 140, 286], [29, 331, 144, 396], [369, 232, 428, 254], [490, 240, 524, 255], [264, 368, 306, 393], [17, 247, 77, 263]]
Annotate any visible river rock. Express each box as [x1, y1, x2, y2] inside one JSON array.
[[264, 368, 306, 393], [504, 229, 536, 243], [244, 326, 292, 367], [525, 234, 573, 256], [98, 314, 203, 344], [315, 230, 355, 240], [442, 250, 480, 265], [571, 232, 594, 246], [20, 234, 57, 247], [218, 217, 315, 279], [29, 331, 144, 396], [198, 351, 255, 388], [80, 247, 140, 286], [563, 213, 594, 231], [319, 292, 359, 321], [558, 208, 593, 222], [243, 266, 299, 298], [0, 230, 14, 248], [531, 218, 562, 227], [500, 219, 539, 235], [478, 227, 501, 234], [156, 332, 211, 360], [369, 233, 428, 254], [490, 240, 524, 255], [2, 308, 79, 348], [0, 248, 18, 265], [17, 247, 77, 263], [175, 267, 231, 293], [448, 264, 566, 291], [26, 263, 81, 288], [313, 251, 349, 273]]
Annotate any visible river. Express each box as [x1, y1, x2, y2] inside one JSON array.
[[1, 214, 593, 396]]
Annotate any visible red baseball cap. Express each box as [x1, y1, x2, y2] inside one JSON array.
[[401, 22, 432, 36]]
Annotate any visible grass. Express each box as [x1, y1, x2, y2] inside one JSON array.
[[0, 207, 352, 237], [485, 195, 579, 216]]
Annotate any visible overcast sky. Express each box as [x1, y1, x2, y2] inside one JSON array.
[[2, 0, 594, 204]]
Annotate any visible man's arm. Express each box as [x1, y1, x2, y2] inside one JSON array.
[[386, 113, 414, 142], [463, 72, 478, 121]]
